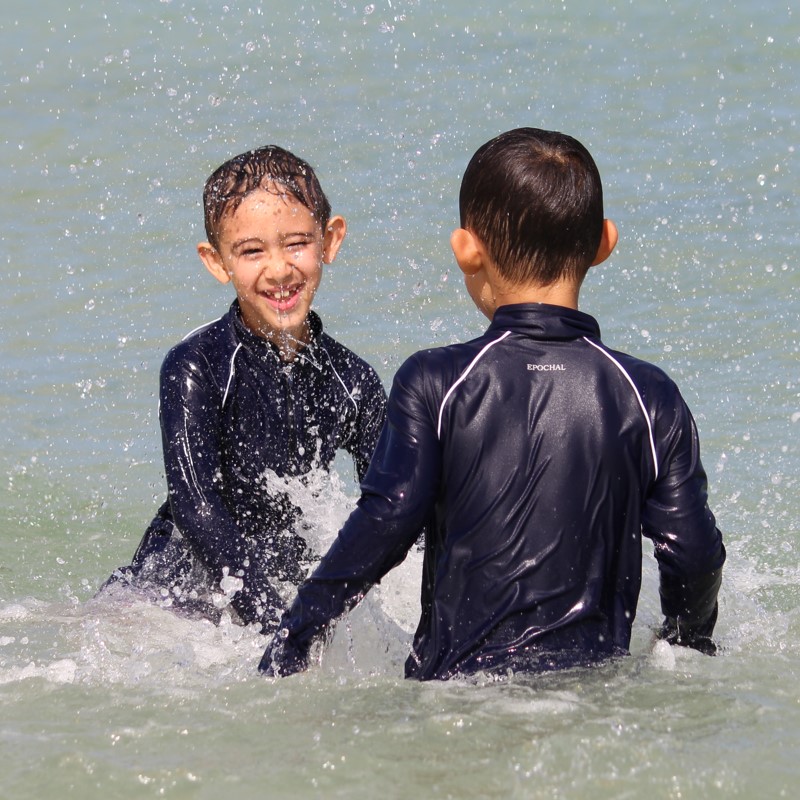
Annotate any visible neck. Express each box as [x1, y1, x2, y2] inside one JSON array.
[[493, 280, 580, 311], [269, 327, 310, 362], [239, 308, 311, 362]]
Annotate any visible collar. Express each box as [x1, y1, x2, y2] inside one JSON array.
[[228, 301, 325, 369], [488, 303, 601, 341]]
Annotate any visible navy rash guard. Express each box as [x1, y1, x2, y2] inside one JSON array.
[[262, 303, 725, 679], [106, 301, 387, 633]]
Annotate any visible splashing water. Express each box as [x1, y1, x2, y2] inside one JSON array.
[[2, 0, 799, 795], [0, 466, 421, 692]]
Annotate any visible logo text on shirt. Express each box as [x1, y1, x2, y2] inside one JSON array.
[[527, 363, 566, 372]]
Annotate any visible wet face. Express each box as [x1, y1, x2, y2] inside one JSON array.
[[200, 186, 344, 352]]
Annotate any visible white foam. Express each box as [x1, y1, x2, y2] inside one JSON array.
[[650, 639, 677, 671]]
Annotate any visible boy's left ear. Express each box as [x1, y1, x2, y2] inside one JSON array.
[[322, 215, 347, 264], [591, 219, 618, 266]]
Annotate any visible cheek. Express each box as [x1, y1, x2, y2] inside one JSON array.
[[297, 251, 324, 280], [227, 263, 264, 292], [232, 259, 265, 283]]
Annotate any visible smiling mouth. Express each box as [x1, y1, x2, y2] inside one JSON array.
[[263, 284, 303, 312]]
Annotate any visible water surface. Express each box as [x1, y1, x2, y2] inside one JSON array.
[[1, 1, 798, 797]]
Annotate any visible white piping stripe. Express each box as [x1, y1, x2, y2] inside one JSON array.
[[181, 408, 207, 503], [582, 337, 659, 480], [182, 315, 223, 341], [289, 341, 322, 372], [321, 345, 359, 417], [437, 331, 513, 439], [222, 343, 243, 408]]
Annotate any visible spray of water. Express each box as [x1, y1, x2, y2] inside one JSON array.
[[0, 466, 421, 689]]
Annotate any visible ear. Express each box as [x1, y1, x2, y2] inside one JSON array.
[[450, 228, 486, 276], [197, 242, 231, 285], [590, 219, 618, 266], [322, 215, 347, 264]]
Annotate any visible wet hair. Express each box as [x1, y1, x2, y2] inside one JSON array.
[[202, 145, 332, 250], [459, 128, 604, 286]]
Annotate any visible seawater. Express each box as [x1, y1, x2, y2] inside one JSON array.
[[1, 1, 798, 797]]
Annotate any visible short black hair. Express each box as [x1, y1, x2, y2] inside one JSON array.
[[459, 128, 604, 286], [202, 145, 332, 250]]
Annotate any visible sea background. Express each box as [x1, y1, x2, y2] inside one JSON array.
[[1, 1, 798, 797]]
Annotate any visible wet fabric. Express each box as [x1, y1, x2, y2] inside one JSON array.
[[102, 301, 387, 632], [262, 303, 725, 679]]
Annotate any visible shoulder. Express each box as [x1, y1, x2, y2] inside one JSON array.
[[392, 335, 495, 399], [582, 338, 671, 384], [318, 330, 384, 387], [160, 306, 240, 382], [611, 346, 678, 391], [588, 341, 688, 417], [400, 330, 508, 377]]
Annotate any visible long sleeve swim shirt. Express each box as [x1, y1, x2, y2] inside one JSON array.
[[263, 303, 725, 680], [116, 301, 387, 632]]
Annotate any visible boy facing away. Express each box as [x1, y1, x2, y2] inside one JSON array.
[[102, 146, 387, 634], [261, 127, 725, 680]]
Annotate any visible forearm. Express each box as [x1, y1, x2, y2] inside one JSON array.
[[260, 508, 420, 674], [658, 562, 722, 653], [645, 386, 726, 652], [160, 356, 285, 630], [261, 355, 439, 676], [167, 484, 286, 630]]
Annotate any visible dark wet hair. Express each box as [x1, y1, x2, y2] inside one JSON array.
[[459, 128, 604, 286], [202, 145, 332, 250]]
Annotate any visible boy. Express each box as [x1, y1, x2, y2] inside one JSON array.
[[261, 128, 725, 680], [102, 146, 387, 635]]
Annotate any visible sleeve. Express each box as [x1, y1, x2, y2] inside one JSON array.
[[159, 345, 285, 632], [641, 377, 726, 653], [260, 355, 439, 676], [346, 363, 388, 482]]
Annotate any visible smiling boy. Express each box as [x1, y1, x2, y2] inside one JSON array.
[[198, 159, 338, 356], [101, 146, 387, 634]]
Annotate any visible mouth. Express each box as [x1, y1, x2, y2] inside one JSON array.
[[262, 283, 304, 313]]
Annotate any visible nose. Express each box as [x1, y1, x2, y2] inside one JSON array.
[[261, 251, 294, 284]]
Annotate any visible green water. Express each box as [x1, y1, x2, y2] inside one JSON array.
[[1, 1, 798, 797]]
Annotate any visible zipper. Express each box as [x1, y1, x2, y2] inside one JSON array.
[[282, 365, 297, 470]]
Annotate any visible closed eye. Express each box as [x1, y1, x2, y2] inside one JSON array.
[[231, 238, 266, 258]]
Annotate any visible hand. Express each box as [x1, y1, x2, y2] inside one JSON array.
[[259, 629, 310, 677], [658, 617, 717, 656]]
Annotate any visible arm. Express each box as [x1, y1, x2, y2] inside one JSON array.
[[260, 355, 439, 675], [345, 363, 388, 482], [159, 346, 285, 632], [642, 380, 725, 653]]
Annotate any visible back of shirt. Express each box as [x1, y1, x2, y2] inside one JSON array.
[[267, 304, 724, 680], [411, 325, 659, 675]]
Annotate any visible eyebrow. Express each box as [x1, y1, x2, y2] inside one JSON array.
[[229, 237, 265, 251], [281, 231, 316, 240]]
